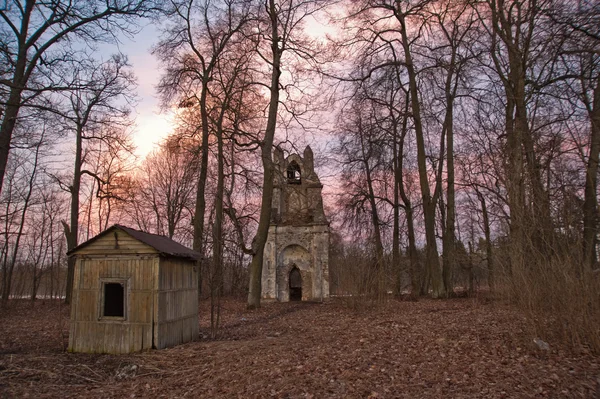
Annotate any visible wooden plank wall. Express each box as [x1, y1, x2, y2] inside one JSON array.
[[68, 255, 157, 354], [156, 257, 198, 349], [74, 230, 159, 256]]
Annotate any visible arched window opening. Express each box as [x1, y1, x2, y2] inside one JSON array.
[[289, 266, 302, 301], [287, 161, 301, 184]]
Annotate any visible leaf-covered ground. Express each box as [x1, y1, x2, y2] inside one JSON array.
[[0, 296, 598, 398]]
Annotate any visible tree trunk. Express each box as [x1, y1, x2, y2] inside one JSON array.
[[64, 125, 83, 304], [193, 81, 211, 297], [396, 94, 419, 297], [583, 73, 600, 271], [211, 116, 225, 338], [247, 0, 281, 309], [392, 135, 401, 296], [358, 123, 385, 296], [477, 191, 494, 291], [1, 139, 41, 302], [395, 6, 444, 298], [442, 67, 457, 297], [0, 2, 32, 196]]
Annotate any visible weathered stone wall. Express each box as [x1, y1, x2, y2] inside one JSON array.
[[261, 147, 330, 302]]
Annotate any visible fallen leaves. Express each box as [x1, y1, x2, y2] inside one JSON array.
[[0, 297, 599, 398]]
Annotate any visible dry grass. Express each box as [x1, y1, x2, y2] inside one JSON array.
[[496, 253, 600, 354]]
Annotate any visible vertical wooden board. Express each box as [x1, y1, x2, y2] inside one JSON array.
[[71, 259, 80, 321], [68, 321, 76, 351], [110, 323, 121, 353], [139, 257, 147, 290], [160, 292, 166, 321], [97, 259, 103, 277], [116, 324, 124, 354], [191, 317, 197, 342], [80, 322, 89, 353], [74, 322, 83, 352], [165, 291, 170, 321], [137, 292, 144, 324], [88, 259, 95, 290], [156, 323, 163, 349], [137, 325, 144, 351], [166, 323, 171, 348], [100, 323, 109, 354], [142, 258, 148, 290], [90, 259, 97, 289], [135, 324, 142, 352], [80, 259, 88, 290], [76, 291, 92, 321], [136, 324, 143, 352], [99, 323, 107, 354], [164, 260, 170, 290], [140, 292, 147, 323], [130, 324, 137, 352], [145, 292, 152, 323], [121, 324, 129, 354], [133, 292, 141, 324], [153, 257, 160, 348], [125, 324, 133, 353], [129, 292, 138, 323], [83, 260, 91, 290], [133, 258, 140, 291], [165, 261, 170, 290], [109, 323, 119, 354], [145, 323, 151, 350], [73, 258, 81, 290], [134, 258, 140, 291], [140, 324, 146, 350], [71, 322, 79, 352], [182, 319, 188, 344], [143, 258, 148, 290], [178, 263, 183, 289], [122, 324, 129, 353], [106, 323, 115, 354]]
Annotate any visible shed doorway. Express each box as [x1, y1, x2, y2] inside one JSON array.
[[289, 267, 302, 301]]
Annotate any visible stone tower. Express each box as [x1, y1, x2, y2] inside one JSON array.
[[261, 146, 330, 302]]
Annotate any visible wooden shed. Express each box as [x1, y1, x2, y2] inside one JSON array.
[[67, 224, 200, 354]]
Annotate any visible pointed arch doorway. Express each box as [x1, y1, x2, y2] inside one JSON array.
[[289, 266, 302, 301]]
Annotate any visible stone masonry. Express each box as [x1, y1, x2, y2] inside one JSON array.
[[261, 146, 330, 302]]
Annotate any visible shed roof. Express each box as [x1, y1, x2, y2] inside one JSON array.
[[68, 224, 201, 260]]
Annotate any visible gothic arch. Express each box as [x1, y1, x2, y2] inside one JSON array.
[[276, 244, 312, 301]]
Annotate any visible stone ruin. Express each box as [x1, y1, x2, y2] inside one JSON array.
[[261, 146, 330, 302]]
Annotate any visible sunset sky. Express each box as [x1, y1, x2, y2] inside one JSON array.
[[115, 22, 175, 159], [117, 13, 336, 160]]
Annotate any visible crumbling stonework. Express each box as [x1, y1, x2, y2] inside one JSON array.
[[262, 146, 330, 302]]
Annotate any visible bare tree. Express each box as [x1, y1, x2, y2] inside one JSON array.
[[51, 55, 136, 303], [247, 0, 332, 309], [155, 0, 254, 295], [0, 0, 157, 196], [0, 130, 44, 302], [133, 137, 199, 240]]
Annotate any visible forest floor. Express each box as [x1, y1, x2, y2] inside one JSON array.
[[0, 295, 599, 398]]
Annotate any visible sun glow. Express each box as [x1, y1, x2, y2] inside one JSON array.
[[133, 110, 175, 159]]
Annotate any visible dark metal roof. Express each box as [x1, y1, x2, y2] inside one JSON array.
[[68, 224, 201, 261]]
